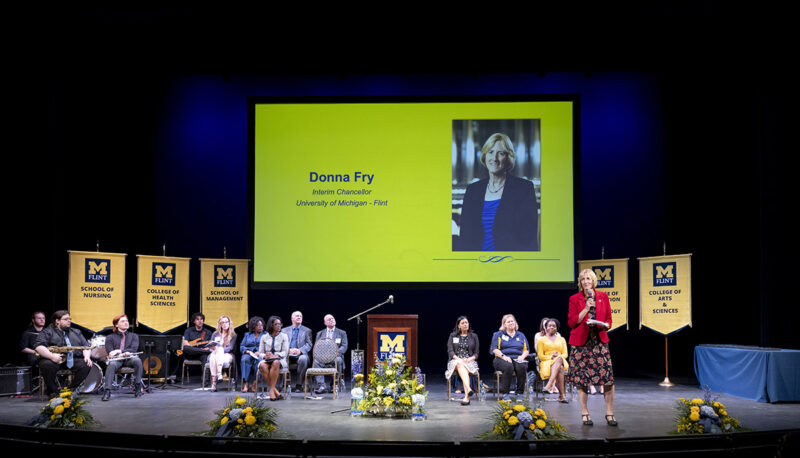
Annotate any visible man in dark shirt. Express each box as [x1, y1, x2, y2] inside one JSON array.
[[20, 311, 46, 367], [34, 310, 93, 398], [182, 312, 212, 366], [101, 314, 143, 401]]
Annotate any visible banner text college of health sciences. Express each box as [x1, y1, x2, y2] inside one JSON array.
[[137, 255, 190, 333]]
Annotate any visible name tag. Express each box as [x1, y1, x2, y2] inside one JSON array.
[[453, 337, 460, 343], [335, 338, 341, 344], [502, 335, 509, 341]]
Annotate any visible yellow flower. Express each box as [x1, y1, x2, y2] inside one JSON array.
[[237, 418, 243, 424], [720, 410, 727, 416], [355, 374, 364, 381], [50, 415, 55, 420], [383, 396, 393, 407], [220, 417, 229, 425], [690, 406, 700, 413], [503, 410, 512, 419], [513, 404, 525, 412], [529, 424, 535, 430], [63, 399, 71, 408], [242, 407, 253, 414], [386, 370, 393, 376], [535, 409, 546, 420], [388, 383, 397, 389], [691, 398, 703, 405], [689, 412, 700, 422], [53, 405, 64, 415], [235, 397, 247, 405], [417, 384, 424, 390], [535, 419, 547, 429], [678, 397, 686, 402], [267, 423, 277, 432], [245, 414, 256, 426], [507, 416, 519, 426], [76, 416, 83, 425], [60, 391, 72, 398]]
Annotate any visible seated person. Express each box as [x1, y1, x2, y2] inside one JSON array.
[[240, 316, 265, 392], [445, 315, 479, 405], [537, 318, 569, 403], [101, 314, 143, 401], [34, 310, 93, 398], [208, 315, 236, 392], [313, 314, 348, 394], [257, 316, 288, 401], [281, 310, 312, 392], [490, 314, 529, 397], [182, 312, 212, 366], [20, 311, 46, 368]]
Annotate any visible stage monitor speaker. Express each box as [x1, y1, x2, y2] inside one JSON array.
[[139, 335, 182, 379], [0, 366, 31, 396]]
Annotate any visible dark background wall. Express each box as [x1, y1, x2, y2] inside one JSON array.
[[8, 5, 795, 382]]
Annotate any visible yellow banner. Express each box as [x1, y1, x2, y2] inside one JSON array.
[[199, 258, 249, 328], [68, 251, 126, 332], [578, 258, 629, 332], [639, 254, 692, 335], [136, 255, 190, 333]]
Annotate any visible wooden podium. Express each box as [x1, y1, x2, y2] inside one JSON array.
[[366, 314, 418, 373]]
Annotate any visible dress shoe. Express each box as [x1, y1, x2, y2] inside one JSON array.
[[101, 390, 111, 401], [314, 384, 327, 394], [134, 384, 143, 398]]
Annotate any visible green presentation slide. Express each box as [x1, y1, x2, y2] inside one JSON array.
[[251, 99, 575, 284]]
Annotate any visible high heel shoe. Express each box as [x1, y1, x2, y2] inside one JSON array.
[[582, 414, 593, 426], [605, 414, 618, 426]]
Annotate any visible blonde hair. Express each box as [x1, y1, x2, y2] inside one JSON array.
[[577, 268, 598, 291], [480, 133, 516, 172], [498, 314, 518, 332], [216, 315, 237, 346]]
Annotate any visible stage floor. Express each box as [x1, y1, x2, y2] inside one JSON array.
[[2, 376, 798, 442]]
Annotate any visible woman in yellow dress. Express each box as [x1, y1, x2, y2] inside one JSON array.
[[537, 318, 568, 403]]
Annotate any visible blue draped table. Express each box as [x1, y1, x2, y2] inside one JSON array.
[[694, 345, 800, 403]]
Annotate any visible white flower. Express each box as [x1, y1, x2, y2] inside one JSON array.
[[700, 406, 717, 417], [351, 387, 364, 399], [412, 394, 426, 407], [228, 408, 243, 421], [49, 398, 65, 408]]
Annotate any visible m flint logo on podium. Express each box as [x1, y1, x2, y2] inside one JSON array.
[[214, 265, 235, 287], [85, 258, 110, 283], [377, 332, 407, 360], [653, 262, 677, 286], [152, 262, 176, 286], [593, 265, 614, 288]]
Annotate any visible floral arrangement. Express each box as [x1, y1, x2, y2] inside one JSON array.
[[356, 354, 428, 418], [26, 388, 98, 429], [478, 400, 571, 440], [673, 390, 744, 435], [202, 394, 280, 438]]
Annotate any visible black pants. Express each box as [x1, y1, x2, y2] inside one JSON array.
[[493, 358, 528, 395], [38, 357, 91, 396]]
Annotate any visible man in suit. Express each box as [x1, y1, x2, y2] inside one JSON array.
[[313, 314, 348, 394], [281, 310, 312, 392]]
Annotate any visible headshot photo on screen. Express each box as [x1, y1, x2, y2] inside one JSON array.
[[452, 119, 541, 252]]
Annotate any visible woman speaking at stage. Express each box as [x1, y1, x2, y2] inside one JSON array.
[[456, 133, 538, 251], [445, 316, 479, 405], [258, 316, 288, 401], [568, 269, 617, 426], [490, 314, 529, 397]]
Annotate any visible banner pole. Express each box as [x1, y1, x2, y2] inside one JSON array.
[[659, 336, 674, 386]]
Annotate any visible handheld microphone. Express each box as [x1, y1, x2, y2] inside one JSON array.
[[388, 295, 394, 304]]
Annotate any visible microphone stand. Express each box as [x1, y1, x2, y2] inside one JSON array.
[[347, 295, 393, 351]]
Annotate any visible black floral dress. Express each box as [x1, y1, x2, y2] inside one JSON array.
[[568, 313, 614, 387]]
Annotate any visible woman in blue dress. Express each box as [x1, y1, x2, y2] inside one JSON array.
[[239, 316, 264, 392]]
